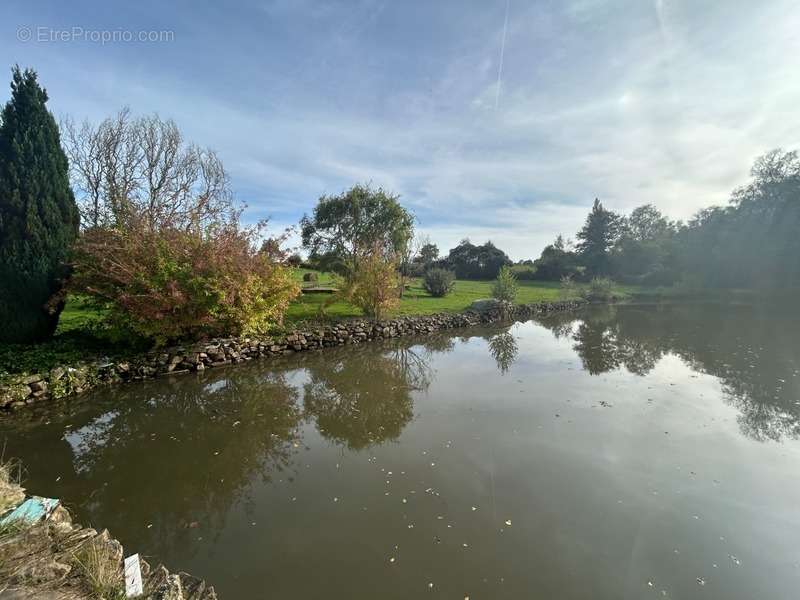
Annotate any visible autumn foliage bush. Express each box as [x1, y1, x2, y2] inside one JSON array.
[[72, 221, 299, 344], [342, 250, 400, 321]]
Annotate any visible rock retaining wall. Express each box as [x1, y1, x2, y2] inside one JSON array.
[[1, 300, 584, 412]]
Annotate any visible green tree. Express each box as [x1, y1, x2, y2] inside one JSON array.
[[0, 67, 79, 342], [492, 265, 518, 302], [533, 235, 580, 280], [612, 204, 678, 284], [445, 239, 511, 279], [576, 198, 621, 277], [418, 242, 439, 265], [300, 183, 414, 279]]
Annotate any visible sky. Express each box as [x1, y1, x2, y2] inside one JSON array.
[[2, 0, 800, 259]]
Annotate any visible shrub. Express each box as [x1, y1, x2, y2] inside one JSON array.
[[344, 251, 399, 321], [581, 277, 615, 302], [423, 268, 455, 297], [509, 264, 536, 280], [492, 265, 518, 303], [0, 68, 79, 342], [303, 271, 319, 283], [72, 222, 300, 345]]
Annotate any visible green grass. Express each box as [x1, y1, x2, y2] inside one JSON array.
[[285, 274, 634, 323], [0, 297, 132, 380]]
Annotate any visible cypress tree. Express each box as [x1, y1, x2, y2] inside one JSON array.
[[0, 66, 79, 342]]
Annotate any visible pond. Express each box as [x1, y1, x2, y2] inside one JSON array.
[[2, 303, 800, 599]]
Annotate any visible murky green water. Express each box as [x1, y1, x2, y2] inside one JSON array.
[[3, 303, 800, 599]]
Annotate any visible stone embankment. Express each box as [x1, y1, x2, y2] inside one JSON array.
[[1, 300, 584, 411]]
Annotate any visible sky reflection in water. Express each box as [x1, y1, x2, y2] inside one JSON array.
[[3, 303, 800, 599]]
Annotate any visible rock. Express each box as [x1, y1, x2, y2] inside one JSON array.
[[29, 380, 47, 393], [468, 298, 509, 313]]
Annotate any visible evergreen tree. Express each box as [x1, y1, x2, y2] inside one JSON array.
[[0, 66, 79, 342], [576, 198, 621, 276]]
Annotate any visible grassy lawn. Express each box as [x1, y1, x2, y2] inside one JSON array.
[[285, 277, 584, 322]]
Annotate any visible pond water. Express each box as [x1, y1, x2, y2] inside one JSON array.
[[3, 303, 800, 599]]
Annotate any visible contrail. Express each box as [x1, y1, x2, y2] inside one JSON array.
[[494, 0, 510, 110]]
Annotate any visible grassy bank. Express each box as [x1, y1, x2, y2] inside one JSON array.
[[0, 271, 634, 379]]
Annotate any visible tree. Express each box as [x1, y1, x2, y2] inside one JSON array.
[[343, 247, 400, 321], [62, 108, 232, 232], [612, 204, 678, 284], [492, 265, 518, 302], [300, 184, 414, 279], [576, 198, 621, 277], [418, 242, 439, 264], [533, 235, 580, 280], [625, 204, 671, 242], [0, 67, 79, 342], [444, 239, 511, 279], [677, 148, 800, 288]]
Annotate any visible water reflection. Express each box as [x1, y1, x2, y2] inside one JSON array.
[[302, 342, 435, 449], [24, 370, 303, 556], [534, 303, 800, 441], [2, 305, 800, 598], [487, 331, 519, 374]]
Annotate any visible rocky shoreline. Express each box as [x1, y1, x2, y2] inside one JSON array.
[[1, 299, 585, 412]]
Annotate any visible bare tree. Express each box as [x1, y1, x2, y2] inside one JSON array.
[[62, 115, 107, 228], [62, 108, 233, 232]]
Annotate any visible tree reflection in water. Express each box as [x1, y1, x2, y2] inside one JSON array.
[[3, 369, 305, 557], [301, 336, 442, 449], [534, 303, 800, 442], [487, 331, 519, 374]]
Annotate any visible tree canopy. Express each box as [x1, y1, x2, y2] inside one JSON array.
[[576, 198, 621, 277], [300, 183, 414, 277], [443, 239, 511, 279]]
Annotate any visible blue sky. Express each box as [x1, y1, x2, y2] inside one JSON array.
[[2, 0, 799, 258]]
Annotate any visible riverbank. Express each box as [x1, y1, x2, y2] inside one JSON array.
[[0, 463, 216, 599], [0, 299, 585, 412]]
